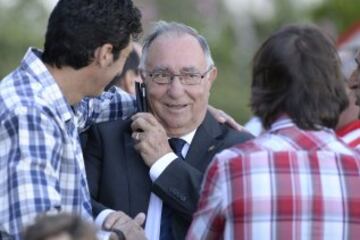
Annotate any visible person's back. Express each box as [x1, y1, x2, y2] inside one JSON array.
[[193, 116, 360, 239], [188, 24, 360, 240]]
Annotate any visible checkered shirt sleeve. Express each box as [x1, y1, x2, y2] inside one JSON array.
[[75, 86, 136, 132], [0, 106, 67, 239]]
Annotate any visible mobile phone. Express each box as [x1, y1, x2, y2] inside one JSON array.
[[135, 82, 148, 112]]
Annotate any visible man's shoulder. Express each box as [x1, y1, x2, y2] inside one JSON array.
[[196, 112, 254, 152], [95, 117, 132, 130], [220, 125, 254, 144], [86, 118, 132, 141], [209, 118, 254, 148], [216, 133, 360, 165], [0, 86, 59, 128], [0, 70, 50, 115]]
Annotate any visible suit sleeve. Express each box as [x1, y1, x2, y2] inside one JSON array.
[[82, 126, 108, 217], [152, 129, 253, 222], [152, 158, 203, 221]]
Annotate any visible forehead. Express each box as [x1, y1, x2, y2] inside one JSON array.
[[145, 33, 207, 70]]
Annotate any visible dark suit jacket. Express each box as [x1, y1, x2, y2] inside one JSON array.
[[83, 112, 253, 239]]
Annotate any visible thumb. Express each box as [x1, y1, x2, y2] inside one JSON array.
[[134, 212, 146, 226]]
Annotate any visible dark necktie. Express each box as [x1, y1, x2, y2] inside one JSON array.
[[168, 138, 186, 159], [160, 138, 187, 240]]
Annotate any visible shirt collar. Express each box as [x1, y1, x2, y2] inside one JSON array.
[[169, 129, 197, 146], [336, 119, 360, 137], [180, 129, 197, 145], [22, 48, 73, 123], [268, 115, 332, 134], [268, 115, 295, 133]]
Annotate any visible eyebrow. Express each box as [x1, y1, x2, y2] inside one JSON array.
[[180, 66, 200, 72], [151, 66, 170, 72], [150, 66, 200, 73]]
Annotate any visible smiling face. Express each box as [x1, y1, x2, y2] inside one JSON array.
[[143, 34, 216, 137]]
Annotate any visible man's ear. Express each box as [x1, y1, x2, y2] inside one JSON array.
[[122, 70, 136, 95], [208, 66, 218, 85], [94, 43, 114, 68]]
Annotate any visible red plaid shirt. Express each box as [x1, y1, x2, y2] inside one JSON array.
[[336, 120, 360, 150], [187, 116, 360, 240]]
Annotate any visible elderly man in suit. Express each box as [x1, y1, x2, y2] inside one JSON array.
[[83, 21, 253, 240]]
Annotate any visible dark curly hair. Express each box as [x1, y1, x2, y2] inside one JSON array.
[[42, 0, 142, 69], [251, 24, 348, 130]]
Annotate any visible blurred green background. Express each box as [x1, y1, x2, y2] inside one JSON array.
[[0, 0, 359, 123]]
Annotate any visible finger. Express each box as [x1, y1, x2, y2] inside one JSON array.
[[131, 116, 151, 132], [111, 230, 125, 240], [104, 211, 130, 230], [132, 113, 159, 128], [134, 212, 146, 226], [131, 112, 154, 123], [217, 116, 226, 123], [131, 131, 141, 141], [131, 112, 147, 121], [140, 113, 159, 126], [112, 216, 132, 232], [226, 118, 244, 131], [104, 212, 122, 230], [214, 110, 227, 123], [133, 140, 148, 154]]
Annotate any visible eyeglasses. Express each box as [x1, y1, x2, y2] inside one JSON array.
[[141, 66, 213, 85]]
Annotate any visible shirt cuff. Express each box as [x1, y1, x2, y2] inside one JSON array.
[[149, 152, 178, 182], [95, 209, 116, 240]]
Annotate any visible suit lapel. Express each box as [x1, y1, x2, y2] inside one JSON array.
[[185, 112, 223, 168]]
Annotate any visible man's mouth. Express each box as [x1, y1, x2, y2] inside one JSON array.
[[165, 103, 188, 110]]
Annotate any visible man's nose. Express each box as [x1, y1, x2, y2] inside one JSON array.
[[167, 76, 185, 97]]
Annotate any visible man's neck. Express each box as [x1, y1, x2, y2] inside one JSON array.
[[45, 63, 88, 106], [167, 128, 197, 144]]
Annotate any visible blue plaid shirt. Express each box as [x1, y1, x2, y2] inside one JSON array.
[[0, 48, 136, 239]]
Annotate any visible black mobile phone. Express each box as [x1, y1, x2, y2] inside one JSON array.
[[135, 82, 148, 112]]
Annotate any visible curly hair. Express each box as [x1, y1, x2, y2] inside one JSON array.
[[42, 0, 142, 69], [251, 24, 348, 130]]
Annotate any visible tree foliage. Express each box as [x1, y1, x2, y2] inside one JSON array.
[[312, 0, 360, 34], [0, 0, 48, 78]]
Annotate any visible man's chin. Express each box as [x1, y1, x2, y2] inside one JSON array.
[[87, 89, 106, 98]]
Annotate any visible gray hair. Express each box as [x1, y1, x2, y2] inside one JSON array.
[[139, 21, 214, 70]]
